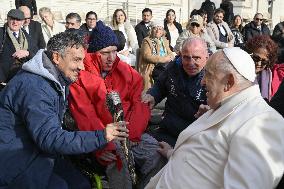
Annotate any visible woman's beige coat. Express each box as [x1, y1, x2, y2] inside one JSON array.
[[138, 36, 174, 91]]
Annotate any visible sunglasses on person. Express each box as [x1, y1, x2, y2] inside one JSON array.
[[250, 54, 270, 66], [255, 18, 263, 21], [191, 23, 200, 27]]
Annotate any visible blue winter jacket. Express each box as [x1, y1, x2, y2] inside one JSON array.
[[148, 58, 207, 138], [0, 50, 107, 188]]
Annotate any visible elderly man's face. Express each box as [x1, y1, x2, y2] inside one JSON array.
[[181, 41, 208, 77], [254, 14, 263, 26], [7, 17, 23, 32], [98, 46, 117, 72], [54, 46, 85, 82], [202, 53, 228, 110], [20, 7, 31, 26], [65, 17, 80, 29]]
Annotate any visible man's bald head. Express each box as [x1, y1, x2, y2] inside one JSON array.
[[19, 6, 31, 26], [180, 37, 208, 77]]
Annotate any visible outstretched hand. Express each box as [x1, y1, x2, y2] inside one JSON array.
[[104, 121, 129, 142], [194, 104, 210, 118], [142, 93, 155, 109], [157, 141, 173, 158]]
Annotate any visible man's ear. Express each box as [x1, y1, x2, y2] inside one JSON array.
[[52, 52, 60, 66], [224, 73, 235, 92]]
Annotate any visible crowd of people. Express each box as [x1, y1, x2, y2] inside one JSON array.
[[1, 0, 284, 188]]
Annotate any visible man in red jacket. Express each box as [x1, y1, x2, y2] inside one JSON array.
[[68, 21, 165, 189]]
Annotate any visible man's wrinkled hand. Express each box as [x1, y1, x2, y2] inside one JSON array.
[[157, 141, 173, 158], [12, 50, 29, 59], [104, 121, 129, 142], [194, 104, 210, 118], [142, 93, 155, 109]]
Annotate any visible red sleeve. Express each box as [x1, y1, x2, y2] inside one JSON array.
[[69, 73, 105, 131], [68, 72, 116, 165], [125, 68, 151, 142], [271, 64, 284, 97]]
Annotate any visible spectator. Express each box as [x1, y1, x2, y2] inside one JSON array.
[[80, 11, 97, 36], [138, 21, 175, 91], [230, 15, 244, 48], [15, 0, 37, 17], [220, 0, 234, 26], [272, 21, 284, 63], [19, 6, 46, 49], [270, 79, 284, 117], [142, 37, 208, 146], [0, 9, 37, 83], [200, 0, 216, 23], [196, 9, 208, 27], [111, 9, 138, 67], [69, 21, 165, 189], [145, 47, 284, 189], [207, 8, 234, 49], [245, 35, 282, 100], [164, 9, 183, 51], [0, 31, 128, 189], [243, 13, 270, 42], [39, 7, 65, 45], [175, 15, 216, 54], [135, 8, 153, 48], [190, 9, 199, 19], [65, 12, 81, 30]]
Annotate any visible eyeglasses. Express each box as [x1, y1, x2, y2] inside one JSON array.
[[87, 18, 96, 21], [191, 23, 200, 28], [24, 17, 31, 20], [255, 18, 263, 21], [250, 54, 270, 67]]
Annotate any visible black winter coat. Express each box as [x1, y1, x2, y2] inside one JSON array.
[[148, 58, 207, 138], [243, 21, 270, 42], [0, 26, 38, 82]]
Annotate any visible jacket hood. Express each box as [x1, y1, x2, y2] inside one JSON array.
[[22, 49, 64, 92]]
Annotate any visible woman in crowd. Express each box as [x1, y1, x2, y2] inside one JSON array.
[[163, 9, 183, 51], [138, 21, 175, 91], [175, 14, 216, 54], [230, 15, 245, 48], [245, 35, 282, 100], [110, 9, 138, 67]]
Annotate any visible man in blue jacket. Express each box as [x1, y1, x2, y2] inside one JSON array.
[[142, 37, 208, 147], [0, 32, 128, 189]]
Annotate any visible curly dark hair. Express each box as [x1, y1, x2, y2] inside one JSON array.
[[47, 32, 85, 57], [245, 35, 278, 68]]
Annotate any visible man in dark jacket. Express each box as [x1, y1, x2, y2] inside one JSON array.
[[220, 0, 234, 26], [142, 37, 208, 146], [272, 21, 284, 62], [270, 79, 284, 117], [0, 32, 128, 189], [15, 0, 37, 16], [19, 6, 46, 49], [243, 13, 270, 42], [135, 8, 153, 47], [0, 9, 38, 83]]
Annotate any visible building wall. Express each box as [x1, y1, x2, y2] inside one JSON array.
[[0, 0, 282, 29]]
